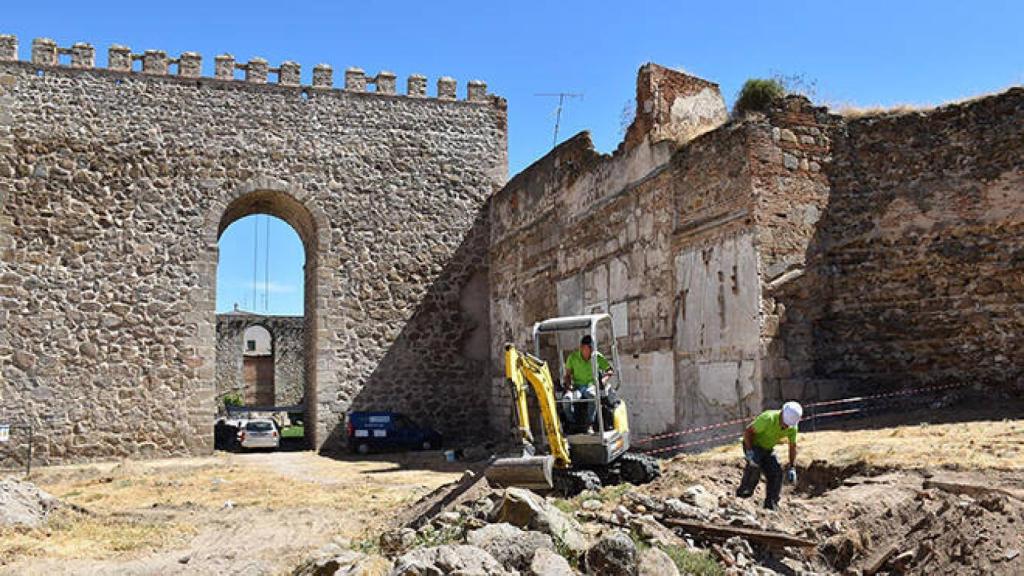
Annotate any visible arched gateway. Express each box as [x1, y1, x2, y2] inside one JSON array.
[[0, 35, 507, 463], [202, 182, 332, 448]]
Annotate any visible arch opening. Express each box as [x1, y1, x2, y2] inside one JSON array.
[[211, 189, 321, 450]]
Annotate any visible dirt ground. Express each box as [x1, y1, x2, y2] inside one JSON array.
[[637, 403, 1024, 574], [0, 450, 473, 576], [1, 402, 1021, 575]]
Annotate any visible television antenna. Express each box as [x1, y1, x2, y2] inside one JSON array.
[[535, 92, 583, 147]]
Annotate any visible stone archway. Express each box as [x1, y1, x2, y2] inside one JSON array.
[[199, 177, 332, 449]]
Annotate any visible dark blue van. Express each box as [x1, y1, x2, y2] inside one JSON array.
[[346, 411, 443, 454]]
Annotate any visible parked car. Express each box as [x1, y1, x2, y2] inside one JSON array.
[[237, 419, 280, 450], [347, 411, 442, 454]]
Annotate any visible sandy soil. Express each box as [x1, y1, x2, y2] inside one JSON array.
[[0, 450, 470, 576], [640, 404, 1024, 575]]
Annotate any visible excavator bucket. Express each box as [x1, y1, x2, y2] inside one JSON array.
[[484, 455, 554, 490]]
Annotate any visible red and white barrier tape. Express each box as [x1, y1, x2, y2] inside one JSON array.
[[635, 381, 969, 453], [633, 416, 749, 446], [804, 382, 967, 409], [642, 431, 743, 456]]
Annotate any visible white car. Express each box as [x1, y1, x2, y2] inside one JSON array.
[[237, 419, 279, 450]]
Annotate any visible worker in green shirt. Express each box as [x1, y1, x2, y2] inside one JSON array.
[[560, 335, 613, 432], [736, 401, 802, 510]]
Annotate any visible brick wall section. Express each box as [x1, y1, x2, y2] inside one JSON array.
[[813, 89, 1024, 393], [489, 66, 737, 437], [0, 44, 506, 464], [623, 63, 728, 153]]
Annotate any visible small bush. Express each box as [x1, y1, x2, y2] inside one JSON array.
[[222, 393, 243, 409], [734, 78, 785, 116]]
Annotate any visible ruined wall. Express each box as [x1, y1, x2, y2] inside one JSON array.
[[810, 90, 1024, 394], [489, 65, 736, 437], [669, 122, 762, 426], [215, 313, 305, 407], [0, 35, 506, 463], [749, 98, 843, 404], [490, 63, 1023, 439]]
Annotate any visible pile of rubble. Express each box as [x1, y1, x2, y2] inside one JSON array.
[[293, 472, 816, 576], [0, 476, 62, 528], [292, 460, 1024, 576]]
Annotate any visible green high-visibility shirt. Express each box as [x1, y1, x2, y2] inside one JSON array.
[[564, 350, 611, 389], [749, 409, 798, 450]]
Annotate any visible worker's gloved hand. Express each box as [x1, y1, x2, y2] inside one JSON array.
[[744, 449, 758, 467], [786, 467, 798, 484]]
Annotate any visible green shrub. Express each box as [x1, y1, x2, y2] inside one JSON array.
[[222, 393, 243, 409], [734, 78, 785, 115]]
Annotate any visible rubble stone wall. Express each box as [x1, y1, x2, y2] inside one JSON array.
[[810, 89, 1024, 395], [215, 314, 305, 407], [0, 35, 507, 464]]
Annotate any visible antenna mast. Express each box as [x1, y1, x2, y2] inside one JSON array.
[[535, 92, 583, 146]]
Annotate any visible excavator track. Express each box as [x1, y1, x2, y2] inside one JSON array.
[[553, 468, 602, 497], [617, 452, 661, 485]]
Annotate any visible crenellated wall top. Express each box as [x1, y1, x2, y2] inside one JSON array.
[[0, 34, 496, 104]]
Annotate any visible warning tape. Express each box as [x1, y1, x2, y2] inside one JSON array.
[[639, 407, 864, 456], [804, 382, 967, 409], [633, 416, 749, 446], [642, 431, 743, 456], [634, 381, 969, 451]]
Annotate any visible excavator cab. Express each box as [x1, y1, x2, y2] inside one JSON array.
[[536, 314, 630, 466], [486, 313, 660, 495]]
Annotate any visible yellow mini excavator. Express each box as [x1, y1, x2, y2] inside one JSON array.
[[485, 313, 660, 496]]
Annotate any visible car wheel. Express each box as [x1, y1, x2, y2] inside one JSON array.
[[421, 440, 433, 450], [357, 443, 370, 455]]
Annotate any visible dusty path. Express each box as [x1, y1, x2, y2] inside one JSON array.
[[0, 450, 467, 575]]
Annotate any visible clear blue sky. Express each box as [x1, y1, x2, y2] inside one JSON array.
[[8, 1, 1021, 315]]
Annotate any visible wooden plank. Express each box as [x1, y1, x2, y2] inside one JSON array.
[[398, 471, 487, 529], [660, 517, 816, 548], [861, 541, 899, 576]]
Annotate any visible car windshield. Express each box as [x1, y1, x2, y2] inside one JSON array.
[[246, 421, 273, 431]]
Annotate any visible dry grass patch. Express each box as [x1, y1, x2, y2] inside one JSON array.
[[0, 509, 197, 563]]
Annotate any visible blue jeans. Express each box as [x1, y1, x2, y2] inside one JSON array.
[[736, 445, 783, 509], [560, 386, 596, 432]]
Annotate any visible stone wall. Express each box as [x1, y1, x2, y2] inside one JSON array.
[[489, 64, 1023, 439], [0, 35, 507, 464], [809, 89, 1024, 395], [215, 313, 305, 407]]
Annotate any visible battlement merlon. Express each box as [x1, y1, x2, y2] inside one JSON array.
[[1, 34, 496, 104]]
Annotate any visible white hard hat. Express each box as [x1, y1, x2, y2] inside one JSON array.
[[782, 401, 803, 427]]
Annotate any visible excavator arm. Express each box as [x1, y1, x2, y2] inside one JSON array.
[[485, 344, 571, 490], [504, 344, 571, 468]]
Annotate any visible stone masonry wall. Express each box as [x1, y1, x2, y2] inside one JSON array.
[[749, 97, 844, 404], [810, 90, 1024, 394], [215, 313, 305, 407], [0, 35, 506, 464]]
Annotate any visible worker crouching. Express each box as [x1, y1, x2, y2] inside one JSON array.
[[736, 401, 802, 510]]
